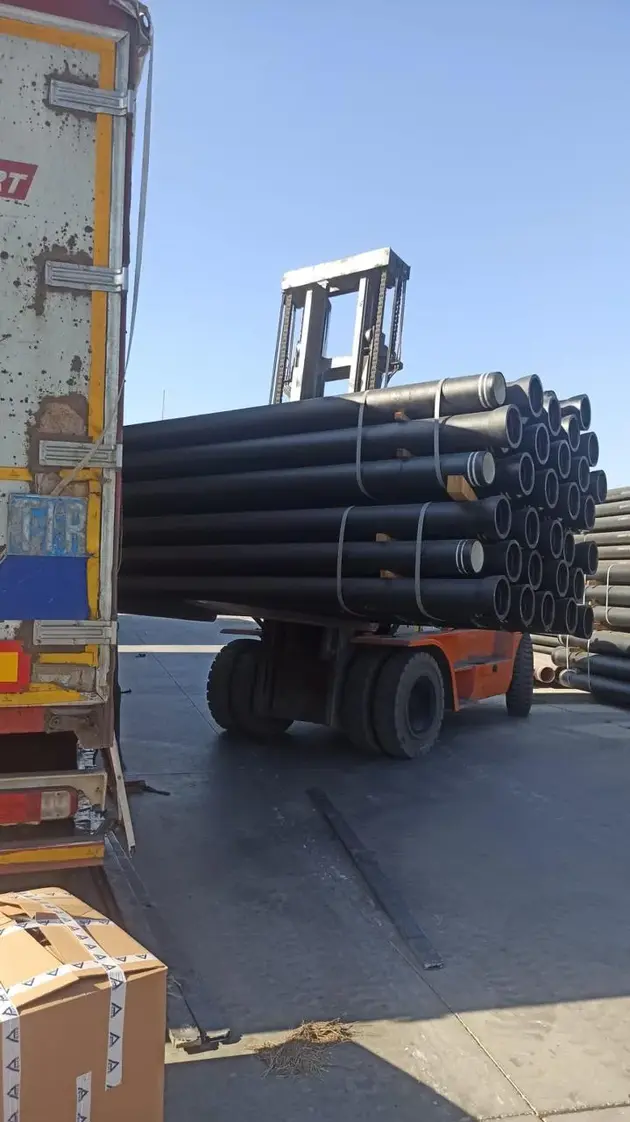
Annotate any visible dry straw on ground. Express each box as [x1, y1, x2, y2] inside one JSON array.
[[254, 1018, 354, 1078]]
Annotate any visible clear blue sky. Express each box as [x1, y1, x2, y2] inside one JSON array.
[[126, 0, 629, 485]]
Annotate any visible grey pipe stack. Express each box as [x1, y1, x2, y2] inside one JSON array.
[[539, 484, 630, 709], [120, 371, 603, 633]]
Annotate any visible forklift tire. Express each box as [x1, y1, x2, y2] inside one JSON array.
[[340, 647, 390, 755], [505, 633, 534, 718], [232, 641, 292, 740], [207, 639, 291, 740], [206, 639, 255, 732], [372, 650, 445, 759]]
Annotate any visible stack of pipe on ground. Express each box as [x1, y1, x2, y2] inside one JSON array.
[[120, 373, 604, 632], [535, 485, 630, 707]]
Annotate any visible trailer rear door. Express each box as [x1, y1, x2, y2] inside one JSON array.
[[0, 3, 136, 718]]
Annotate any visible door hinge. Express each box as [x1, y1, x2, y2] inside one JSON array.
[[48, 79, 134, 117], [44, 262, 127, 293], [39, 441, 122, 469], [33, 621, 118, 647]]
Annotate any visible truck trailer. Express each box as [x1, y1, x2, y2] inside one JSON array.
[[0, 0, 150, 873]]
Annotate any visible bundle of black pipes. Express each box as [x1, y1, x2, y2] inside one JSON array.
[[541, 485, 630, 707], [120, 372, 604, 633]]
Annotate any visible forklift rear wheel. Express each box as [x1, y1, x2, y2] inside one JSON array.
[[340, 647, 390, 755], [207, 639, 291, 740], [372, 650, 445, 759], [505, 634, 534, 718]]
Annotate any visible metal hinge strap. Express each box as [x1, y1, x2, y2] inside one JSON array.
[[48, 79, 133, 117], [44, 262, 127, 293], [33, 621, 118, 647], [39, 441, 122, 469]]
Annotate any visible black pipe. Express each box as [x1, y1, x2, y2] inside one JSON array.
[[595, 500, 630, 517], [522, 549, 543, 590], [479, 584, 534, 631], [122, 495, 512, 548], [552, 598, 578, 635], [541, 558, 570, 597], [519, 423, 550, 466], [566, 456, 590, 493], [577, 431, 599, 467], [592, 605, 630, 629], [512, 584, 535, 628], [557, 481, 580, 523], [120, 538, 486, 580], [563, 531, 576, 566], [573, 540, 598, 574], [508, 506, 540, 548], [554, 650, 630, 683], [530, 591, 555, 631], [571, 568, 585, 602], [589, 585, 630, 608], [527, 468, 559, 511], [479, 453, 534, 498], [542, 391, 562, 435], [123, 404, 524, 481], [560, 414, 580, 451], [548, 440, 571, 480], [573, 603, 594, 639], [116, 597, 219, 622], [574, 494, 596, 531], [593, 560, 630, 585], [124, 372, 508, 451], [481, 539, 522, 582], [123, 450, 496, 516], [117, 573, 511, 626], [538, 519, 564, 559], [560, 395, 591, 431], [587, 470, 608, 504], [560, 670, 630, 707], [505, 375, 544, 418]]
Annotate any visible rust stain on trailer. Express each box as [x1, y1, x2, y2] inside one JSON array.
[[33, 472, 88, 499], [27, 392, 88, 474], [34, 393, 87, 435]]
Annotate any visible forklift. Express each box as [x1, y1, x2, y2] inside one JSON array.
[[205, 249, 533, 758]]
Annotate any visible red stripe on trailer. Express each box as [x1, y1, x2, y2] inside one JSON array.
[[0, 708, 45, 734], [2, 0, 135, 32], [0, 641, 31, 692]]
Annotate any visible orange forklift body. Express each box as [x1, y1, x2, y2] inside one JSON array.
[[355, 629, 520, 710]]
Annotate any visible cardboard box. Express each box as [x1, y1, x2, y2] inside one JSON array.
[[0, 886, 166, 1121]]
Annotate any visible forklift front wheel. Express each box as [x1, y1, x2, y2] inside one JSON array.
[[340, 647, 390, 755], [207, 639, 291, 740], [505, 634, 534, 718], [372, 650, 445, 759]]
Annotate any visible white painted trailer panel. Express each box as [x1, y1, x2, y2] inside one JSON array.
[[0, 2, 134, 723]]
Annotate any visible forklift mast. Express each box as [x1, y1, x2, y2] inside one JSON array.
[[270, 248, 411, 404]]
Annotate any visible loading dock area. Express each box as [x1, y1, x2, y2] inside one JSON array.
[[119, 613, 630, 1122]]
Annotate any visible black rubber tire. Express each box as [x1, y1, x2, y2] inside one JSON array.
[[505, 634, 534, 718], [232, 642, 292, 740], [206, 639, 254, 731], [372, 650, 445, 759], [339, 647, 390, 755]]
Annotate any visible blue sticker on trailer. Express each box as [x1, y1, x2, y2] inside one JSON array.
[[0, 495, 89, 619], [7, 494, 87, 557]]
